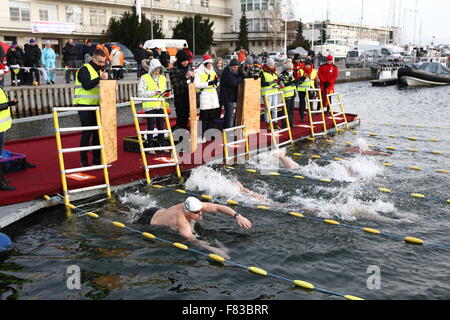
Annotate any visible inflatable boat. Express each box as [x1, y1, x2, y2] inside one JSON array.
[[398, 62, 450, 87]]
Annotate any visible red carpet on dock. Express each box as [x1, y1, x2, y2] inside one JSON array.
[[0, 112, 357, 207]]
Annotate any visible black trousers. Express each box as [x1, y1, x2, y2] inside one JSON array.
[[298, 91, 307, 122], [284, 97, 295, 128], [200, 108, 219, 134], [174, 94, 189, 129], [78, 109, 100, 163], [145, 109, 165, 144]]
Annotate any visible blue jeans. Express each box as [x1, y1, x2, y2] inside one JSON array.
[[0, 131, 5, 157], [223, 102, 235, 129]]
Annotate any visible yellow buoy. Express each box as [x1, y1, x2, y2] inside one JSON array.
[[432, 151, 443, 154], [294, 280, 315, 290], [351, 131, 358, 134], [378, 188, 392, 193], [151, 185, 163, 188], [294, 175, 305, 179], [325, 140, 334, 143], [404, 237, 424, 245], [383, 163, 393, 167], [369, 133, 377, 137], [307, 137, 315, 142], [311, 155, 321, 159], [437, 170, 450, 174], [173, 243, 188, 250], [407, 149, 418, 152], [410, 166, 422, 171], [143, 232, 156, 239], [407, 137, 417, 141], [87, 212, 99, 219], [400, 124, 408, 127], [246, 169, 257, 173], [257, 205, 269, 210], [112, 222, 125, 228], [248, 266, 268, 276], [293, 153, 302, 157], [43, 195, 51, 201], [320, 179, 332, 183], [226, 166, 235, 170], [411, 193, 426, 199], [270, 172, 281, 176], [388, 135, 396, 138], [201, 195, 212, 201], [345, 295, 365, 300], [176, 189, 186, 194], [324, 219, 340, 225], [386, 146, 396, 151], [363, 228, 381, 234], [333, 158, 344, 161], [345, 142, 353, 145], [290, 212, 305, 218], [429, 139, 439, 142], [227, 200, 239, 205], [209, 254, 225, 263]]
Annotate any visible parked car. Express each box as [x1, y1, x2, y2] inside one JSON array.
[[268, 51, 284, 61], [345, 50, 363, 68]]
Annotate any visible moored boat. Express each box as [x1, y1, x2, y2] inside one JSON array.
[[398, 62, 450, 87]]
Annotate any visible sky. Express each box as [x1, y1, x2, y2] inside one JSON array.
[[291, 0, 450, 45]]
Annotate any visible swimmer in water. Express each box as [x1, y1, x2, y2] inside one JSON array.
[[136, 197, 252, 259], [272, 150, 300, 169], [344, 138, 390, 156]]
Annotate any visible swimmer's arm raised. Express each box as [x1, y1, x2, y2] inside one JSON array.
[[202, 203, 252, 230]]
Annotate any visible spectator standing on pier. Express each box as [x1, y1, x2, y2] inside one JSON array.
[[194, 54, 220, 137], [260, 58, 280, 130], [318, 55, 339, 114], [183, 44, 194, 66], [134, 42, 148, 78], [219, 58, 243, 129], [240, 56, 259, 79], [138, 59, 169, 151], [73, 49, 109, 167], [41, 41, 56, 85], [213, 57, 224, 119], [169, 50, 194, 130], [23, 39, 41, 86], [295, 59, 318, 122], [62, 39, 78, 84], [237, 48, 247, 63], [96, 43, 111, 64], [0, 79, 18, 191], [81, 39, 95, 63], [279, 61, 296, 128], [159, 47, 170, 69], [110, 45, 126, 80], [6, 45, 23, 86]]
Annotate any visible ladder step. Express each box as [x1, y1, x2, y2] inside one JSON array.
[[225, 139, 247, 146], [274, 128, 290, 134], [223, 125, 246, 132], [145, 163, 178, 170], [312, 121, 325, 125], [138, 130, 170, 135], [269, 104, 285, 109], [135, 114, 167, 118], [131, 97, 165, 102], [64, 165, 107, 174], [336, 122, 347, 127], [272, 116, 287, 122], [68, 184, 108, 195], [308, 100, 322, 103], [60, 145, 103, 153], [310, 110, 324, 114], [226, 152, 250, 160], [143, 146, 175, 152], [312, 132, 327, 136], [58, 126, 100, 133], [276, 140, 293, 147]]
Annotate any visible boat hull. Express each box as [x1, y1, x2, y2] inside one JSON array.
[[400, 76, 450, 87]]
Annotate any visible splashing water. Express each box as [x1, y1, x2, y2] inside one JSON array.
[[118, 192, 159, 223]]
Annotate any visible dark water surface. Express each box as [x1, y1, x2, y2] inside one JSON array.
[[1, 82, 449, 300]]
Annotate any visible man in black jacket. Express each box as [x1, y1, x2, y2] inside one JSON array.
[[6, 45, 23, 86], [62, 39, 78, 84], [133, 42, 147, 78], [169, 50, 194, 130], [220, 59, 243, 129], [23, 39, 41, 86]]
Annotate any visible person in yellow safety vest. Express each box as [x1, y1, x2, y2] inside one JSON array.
[[0, 78, 18, 191], [194, 54, 220, 140], [259, 58, 281, 130], [73, 49, 109, 167], [279, 61, 296, 128], [138, 59, 170, 152], [295, 59, 318, 123]]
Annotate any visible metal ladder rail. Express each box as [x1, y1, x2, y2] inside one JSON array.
[[223, 125, 250, 165], [306, 89, 327, 138], [327, 93, 349, 132], [52, 107, 111, 207], [130, 97, 181, 185], [264, 91, 294, 148]]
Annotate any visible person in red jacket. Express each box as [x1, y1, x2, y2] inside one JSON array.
[[318, 54, 339, 113], [183, 43, 194, 66]]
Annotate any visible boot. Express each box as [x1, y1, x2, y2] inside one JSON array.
[[0, 171, 15, 191]]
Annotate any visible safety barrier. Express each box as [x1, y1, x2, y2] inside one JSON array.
[[43, 194, 364, 300], [366, 121, 448, 130], [129, 97, 181, 185], [144, 184, 450, 251], [350, 129, 445, 144], [52, 106, 111, 207], [223, 125, 250, 165]]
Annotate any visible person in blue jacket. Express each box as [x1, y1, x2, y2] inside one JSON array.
[[219, 59, 244, 129], [41, 40, 56, 84]]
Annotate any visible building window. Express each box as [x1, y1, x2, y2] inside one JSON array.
[[66, 6, 83, 25], [90, 8, 106, 26], [9, 1, 30, 22], [201, 0, 209, 8], [39, 4, 58, 22], [262, 0, 269, 10], [168, 16, 179, 30], [111, 10, 125, 20], [153, 14, 163, 27]]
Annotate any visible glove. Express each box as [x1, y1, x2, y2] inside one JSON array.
[[164, 91, 171, 98], [208, 78, 219, 86], [299, 75, 307, 82], [253, 75, 260, 80], [324, 81, 330, 88]]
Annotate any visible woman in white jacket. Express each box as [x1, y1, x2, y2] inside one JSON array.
[[194, 55, 220, 136]]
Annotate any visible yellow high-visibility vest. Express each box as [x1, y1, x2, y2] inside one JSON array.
[[281, 73, 296, 99], [297, 69, 317, 92], [196, 70, 218, 93], [261, 71, 279, 96], [73, 63, 101, 106], [0, 88, 12, 133], [141, 74, 167, 109]]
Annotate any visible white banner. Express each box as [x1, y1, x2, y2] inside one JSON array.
[[31, 21, 76, 34]]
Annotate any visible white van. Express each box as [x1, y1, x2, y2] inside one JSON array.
[[346, 45, 399, 68], [143, 39, 188, 57]]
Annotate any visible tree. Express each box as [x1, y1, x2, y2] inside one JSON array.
[[172, 15, 214, 55], [288, 20, 311, 51], [237, 11, 249, 52], [104, 7, 164, 51]]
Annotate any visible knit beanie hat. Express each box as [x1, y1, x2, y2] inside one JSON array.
[[285, 62, 294, 69], [265, 58, 275, 67], [176, 49, 189, 63], [229, 58, 239, 67], [326, 55, 334, 61], [245, 56, 254, 65]]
